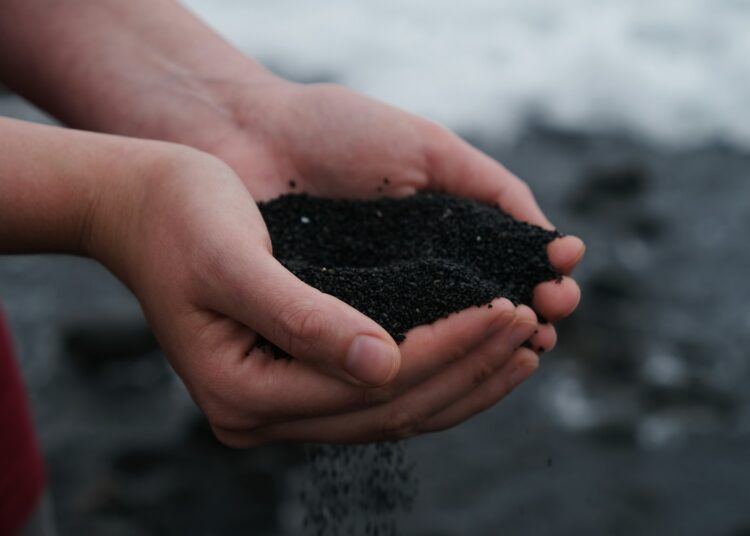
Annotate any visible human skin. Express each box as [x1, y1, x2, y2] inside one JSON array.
[[0, 1, 584, 444], [0, 116, 542, 444]]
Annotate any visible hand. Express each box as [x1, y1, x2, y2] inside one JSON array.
[[88, 145, 543, 444], [197, 79, 584, 355]]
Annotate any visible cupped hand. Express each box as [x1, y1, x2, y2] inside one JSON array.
[[203, 79, 584, 352], [88, 145, 543, 444]]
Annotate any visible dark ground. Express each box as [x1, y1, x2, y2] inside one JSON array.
[[3, 93, 750, 536]]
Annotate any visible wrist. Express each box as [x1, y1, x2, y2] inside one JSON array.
[[83, 139, 238, 293], [130, 65, 288, 151], [0, 118, 154, 258], [83, 139, 191, 278]]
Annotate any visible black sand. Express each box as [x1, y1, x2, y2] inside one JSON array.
[[258, 192, 561, 344]]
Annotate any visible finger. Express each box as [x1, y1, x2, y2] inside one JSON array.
[[421, 348, 540, 434], [238, 307, 538, 444], [485, 305, 556, 354], [548, 235, 586, 275], [424, 126, 552, 229], [527, 323, 557, 354], [532, 276, 581, 323], [394, 297, 516, 384], [212, 253, 401, 387]]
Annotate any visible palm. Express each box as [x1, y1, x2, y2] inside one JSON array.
[[210, 84, 436, 202]]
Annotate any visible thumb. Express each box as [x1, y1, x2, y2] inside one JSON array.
[[220, 254, 401, 386], [426, 126, 553, 229]]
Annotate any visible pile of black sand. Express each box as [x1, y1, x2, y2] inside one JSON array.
[[257, 192, 562, 536], [258, 192, 561, 343]]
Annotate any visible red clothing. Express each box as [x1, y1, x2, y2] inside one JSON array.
[[0, 309, 45, 535]]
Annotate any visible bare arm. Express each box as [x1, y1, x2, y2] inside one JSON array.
[[0, 0, 269, 144], [0, 116, 138, 254]]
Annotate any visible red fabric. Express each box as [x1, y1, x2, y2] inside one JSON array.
[[0, 309, 45, 536]]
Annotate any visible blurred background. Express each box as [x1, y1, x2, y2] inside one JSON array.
[[2, 0, 750, 534]]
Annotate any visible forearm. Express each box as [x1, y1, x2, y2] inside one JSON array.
[[0, 117, 146, 255], [0, 0, 272, 145]]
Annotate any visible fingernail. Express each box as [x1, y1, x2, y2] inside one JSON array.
[[346, 335, 398, 385], [510, 322, 534, 348]]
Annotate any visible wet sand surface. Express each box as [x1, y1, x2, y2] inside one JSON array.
[[3, 95, 750, 535]]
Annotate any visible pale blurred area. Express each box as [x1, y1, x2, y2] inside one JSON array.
[[2, 1, 750, 535], [184, 0, 750, 148]]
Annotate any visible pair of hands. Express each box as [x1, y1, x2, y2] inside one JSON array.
[[89, 78, 583, 446]]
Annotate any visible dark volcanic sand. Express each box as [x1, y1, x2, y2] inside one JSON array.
[[258, 192, 561, 343], [257, 192, 561, 536]]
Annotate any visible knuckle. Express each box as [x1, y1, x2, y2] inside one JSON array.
[[310, 82, 345, 96], [380, 405, 424, 440], [419, 321, 469, 363], [514, 305, 538, 325], [262, 234, 273, 255], [423, 119, 451, 143], [516, 179, 534, 197], [361, 384, 398, 407], [211, 426, 242, 449], [518, 179, 536, 202], [202, 404, 252, 432], [276, 302, 329, 354], [193, 387, 225, 424], [472, 358, 497, 389], [211, 426, 264, 449], [485, 312, 515, 338], [422, 121, 454, 162], [196, 385, 262, 432]]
